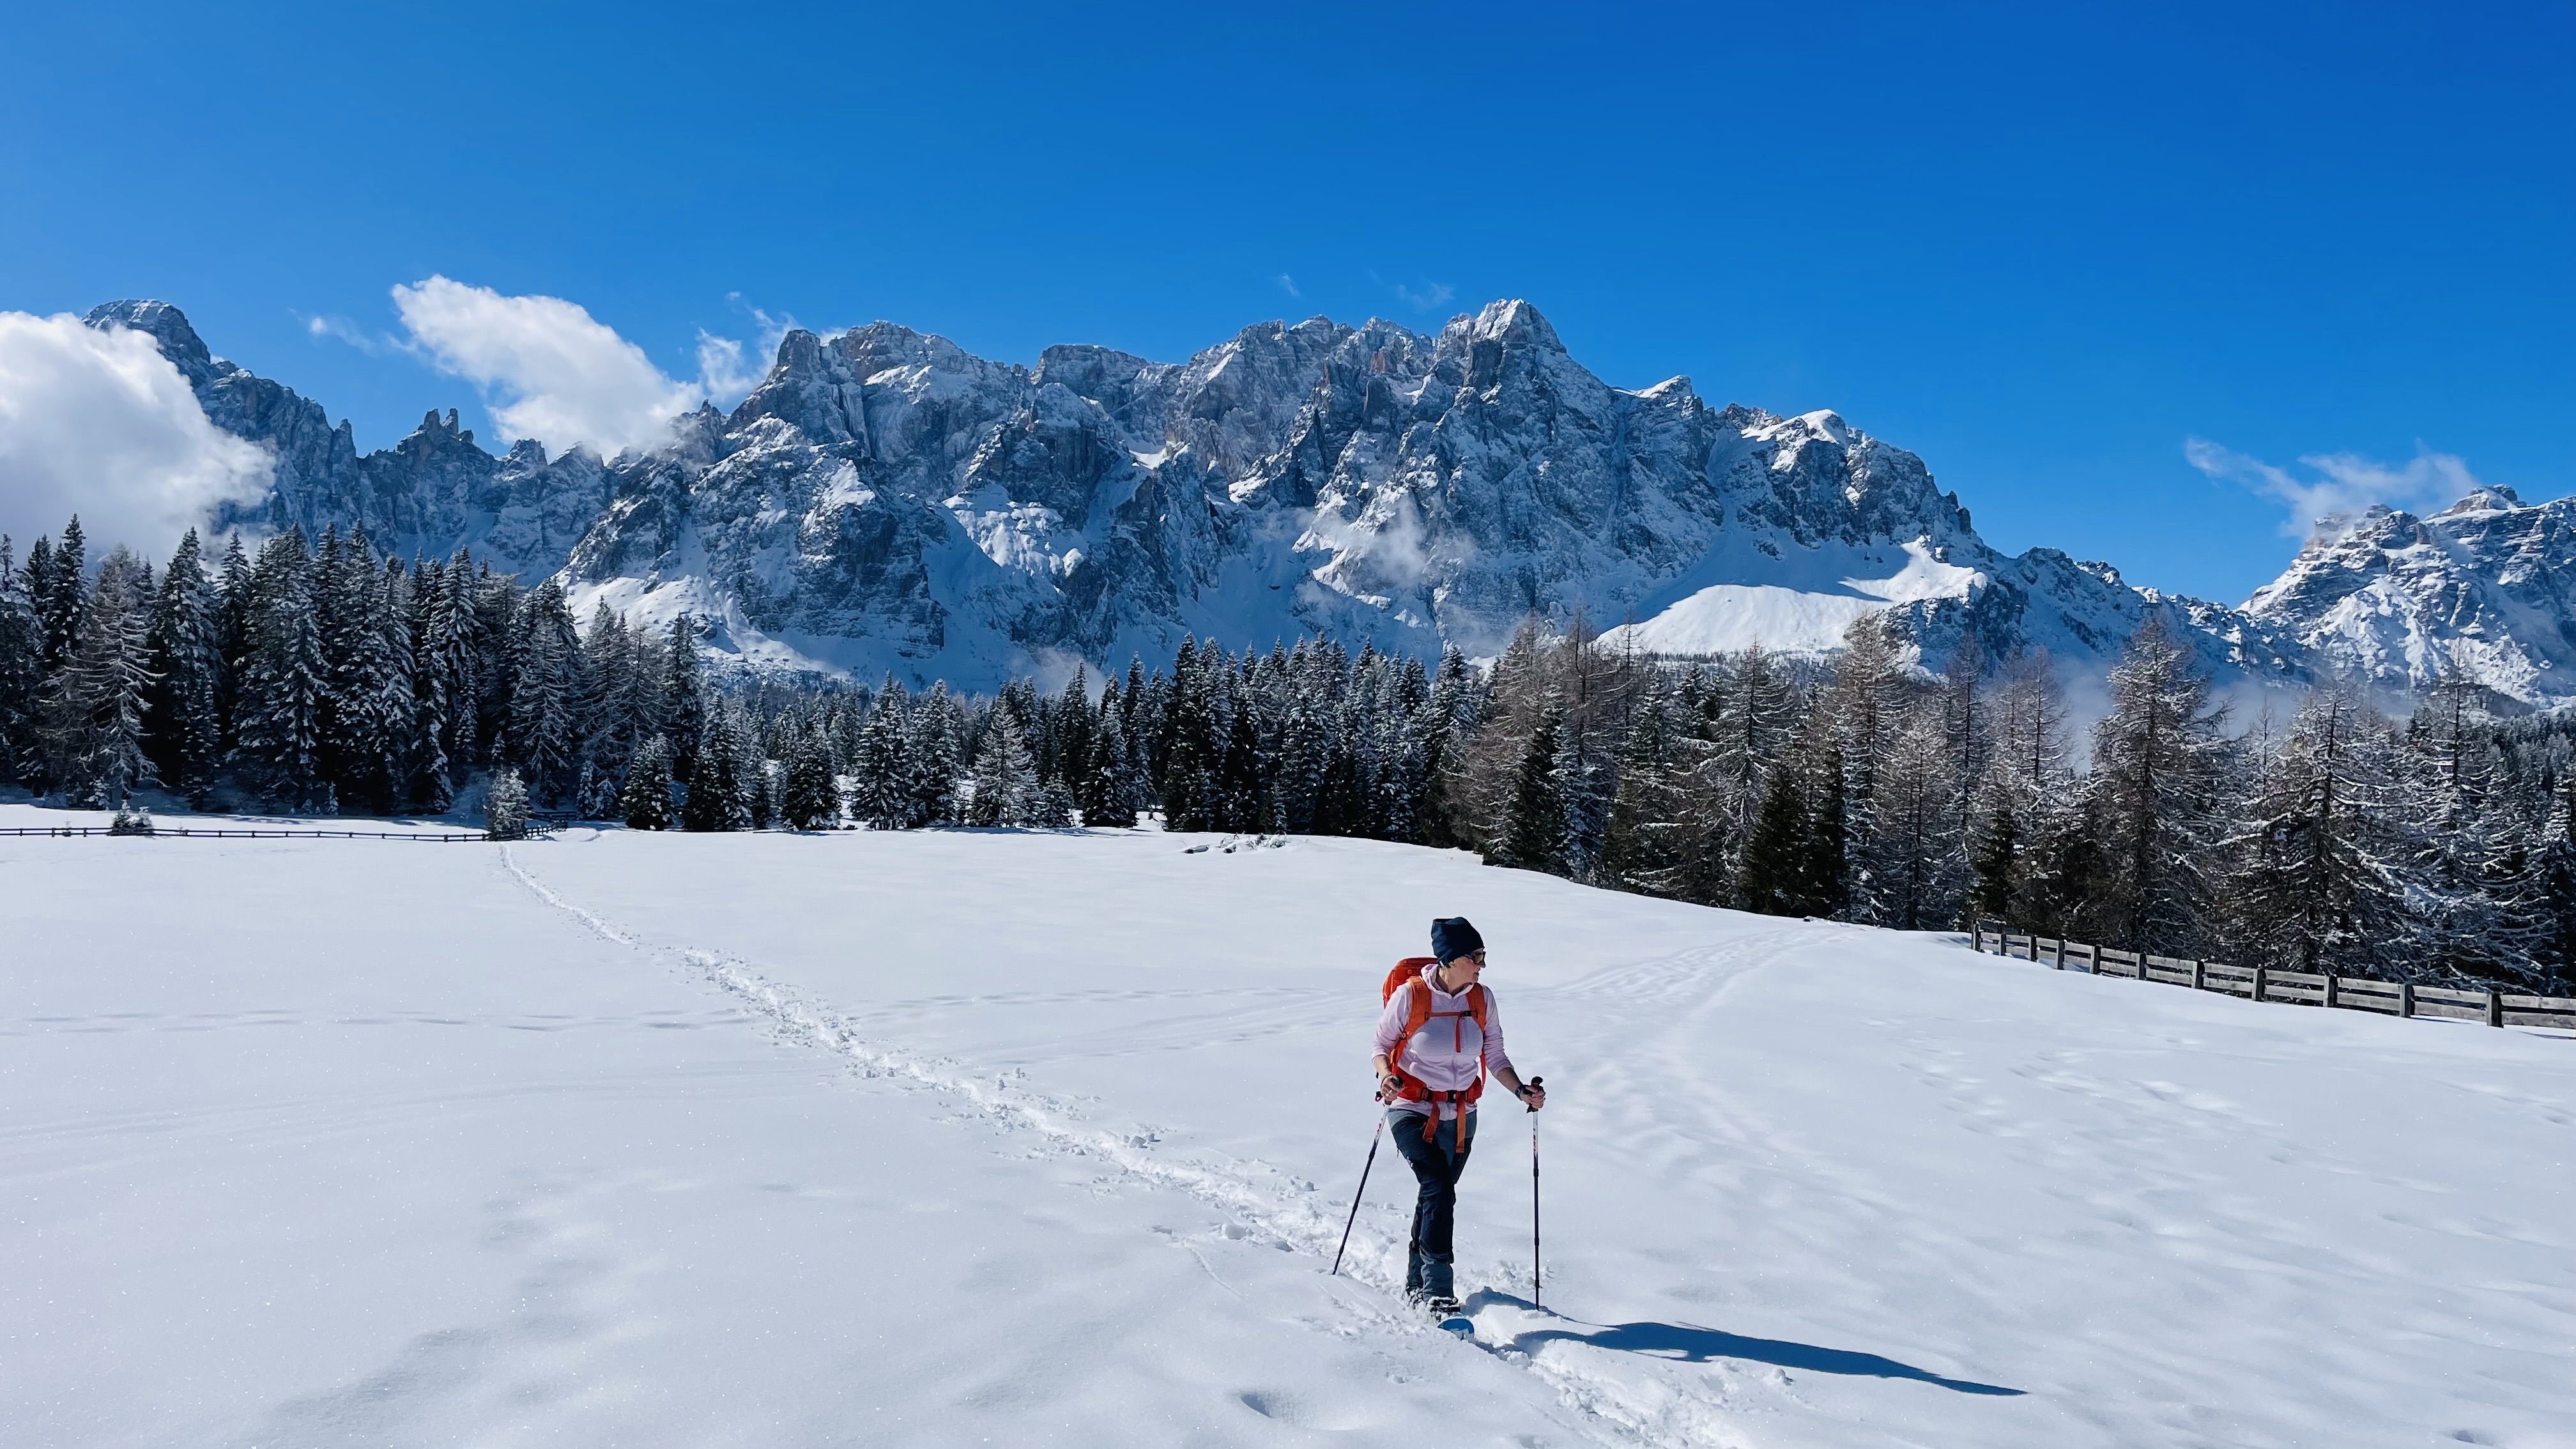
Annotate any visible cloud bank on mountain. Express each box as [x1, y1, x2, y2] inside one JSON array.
[[390, 277, 707, 459], [2186, 437, 2488, 540], [0, 310, 272, 553]]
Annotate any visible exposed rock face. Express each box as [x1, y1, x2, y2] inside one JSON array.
[[72, 296, 2382, 695], [80, 302, 608, 577], [2243, 488, 2576, 703]]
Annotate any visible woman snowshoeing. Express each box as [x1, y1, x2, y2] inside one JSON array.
[[1370, 916, 1544, 1312]]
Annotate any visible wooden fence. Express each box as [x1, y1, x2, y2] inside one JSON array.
[[1968, 924, 2576, 1034], [0, 824, 549, 842]]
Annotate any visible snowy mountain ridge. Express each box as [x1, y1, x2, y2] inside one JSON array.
[[72, 298, 2556, 702], [2242, 486, 2576, 703]]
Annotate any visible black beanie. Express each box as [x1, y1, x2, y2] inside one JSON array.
[[1430, 917, 1484, 964]]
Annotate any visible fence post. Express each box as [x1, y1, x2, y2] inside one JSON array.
[[2191, 960, 2205, 991], [2324, 973, 2338, 1010], [1972, 923, 1984, 952], [2487, 990, 2504, 1028], [2251, 966, 2267, 1003], [2053, 937, 2067, 970], [2400, 981, 2414, 1019]]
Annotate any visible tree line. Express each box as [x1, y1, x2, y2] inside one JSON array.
[[4, 516, 2569, 992]]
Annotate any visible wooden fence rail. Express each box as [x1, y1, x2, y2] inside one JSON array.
[[0, 825, 551, 841], [1967, 923, 2576, 1035]]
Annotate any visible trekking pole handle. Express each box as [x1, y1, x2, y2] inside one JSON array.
[[1522, 1074, 1544, 1112]]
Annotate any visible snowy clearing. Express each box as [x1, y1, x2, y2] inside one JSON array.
[[4, 813, 2570, 1448]]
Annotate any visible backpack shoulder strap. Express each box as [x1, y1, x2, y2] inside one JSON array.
[[1469, 983, 1491, 1031], [1402, 976, 1434, 1041]]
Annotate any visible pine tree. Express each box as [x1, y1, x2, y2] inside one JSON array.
[[907, 682, 963, 825], [967, 705, 1038, 826], [1492, 707, 1567, 873], [142, 530, 222, 799], [1554, 703, 1609, 882], [506, 582, 579, 803], [1821, 613, 1905, 922], [484, 765, 532, 839], [779, 726, 843, 830], [1601, 684, 1684, 893], [410, 560, 466, 811], [1213, 705, 1263, 832], [213, 533, 254, 746], [682, 703, 751, 831], [1075, 680, 1140, 828], [1871, 702, 1963, 930], [0, 539, 47, 783], [34, 516, 86, 671], [664, 613, 706, 783], [848, 682, 912, 827], [1158, 638, 1216, 831], [1968, 803, 2018, 926], [2089, 616, 2233, 952], [38, 549, 158, 806], [2535, 772, 2576, 990], [1738, 751, 1812, 917], [231, 530, 330, 811], [2220, 686, 2411, 975], [620, 735, 677, 830]]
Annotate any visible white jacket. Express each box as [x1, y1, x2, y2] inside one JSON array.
[[1373, 965, 1514, 1119]]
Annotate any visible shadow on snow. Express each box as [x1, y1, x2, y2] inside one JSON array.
[[1466, 1292, 2023, 1396]]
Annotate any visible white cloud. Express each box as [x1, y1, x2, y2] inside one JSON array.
[[392, 276, 705, 457], [1275, 273, 1300, 298], [695, 298, 795, 406], [303, 312, 390, 355], [2185, 437, 2487, 539], [1394, 280, 1455, 310], [0, 310, 272, 555]]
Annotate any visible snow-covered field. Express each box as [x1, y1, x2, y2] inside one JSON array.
[[5, 809, 2570, 1448]]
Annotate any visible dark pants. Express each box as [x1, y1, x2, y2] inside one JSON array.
[[1388, 1107, 1476, 1300]]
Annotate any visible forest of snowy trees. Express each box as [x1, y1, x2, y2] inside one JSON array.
[[5, 516, 2572, 993]]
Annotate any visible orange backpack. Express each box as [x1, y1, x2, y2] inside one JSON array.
[[1381, 956, 1489, 1139]]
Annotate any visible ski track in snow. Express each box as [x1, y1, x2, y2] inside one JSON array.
[[498, 844, 1790, 1449]]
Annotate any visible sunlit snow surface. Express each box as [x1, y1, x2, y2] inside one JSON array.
[[5, 813, 2570, 1447]]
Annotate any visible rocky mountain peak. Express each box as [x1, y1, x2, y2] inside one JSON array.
[[85, 299, 220, 387], [79, 293, 2572, 703]]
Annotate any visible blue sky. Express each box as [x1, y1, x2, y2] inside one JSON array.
[[3, 0, 2566, 602]]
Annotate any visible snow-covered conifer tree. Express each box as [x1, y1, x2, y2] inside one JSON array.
[[664, 613, 705, 783], [620, 735, 677, 831], [779, 726, 843, 830], [1492, 706, 1567, 873], [1871, 702, 1964, 930], [2219, 686, 2412, 974], [34, 516, 85, 671], [682, 703, 751, 832], [2087, 615, 2234, 951], [967, 705, 1038, 826], [231, 530, 330, 810], [906, 682, 963, 825], [143, 530, 222, 800], [39, 549, 158, 806], [506, 582, 579, 803], [0, 539, 47, 783], [484, 765, 531, 840]]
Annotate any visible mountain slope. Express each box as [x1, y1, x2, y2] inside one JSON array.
[[2244, 487, 2576, 703], [83, 298, 2331, 691], [8, 815, 2568, 1447]]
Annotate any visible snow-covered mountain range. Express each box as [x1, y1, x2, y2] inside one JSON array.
[[73, 299, 2570, 702], [2243, 487, 2576, 703]]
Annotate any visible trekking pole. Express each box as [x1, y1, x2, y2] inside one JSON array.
[[1526, 1075, 1544, 1310], [1329, 1114, 1385, 1277]]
